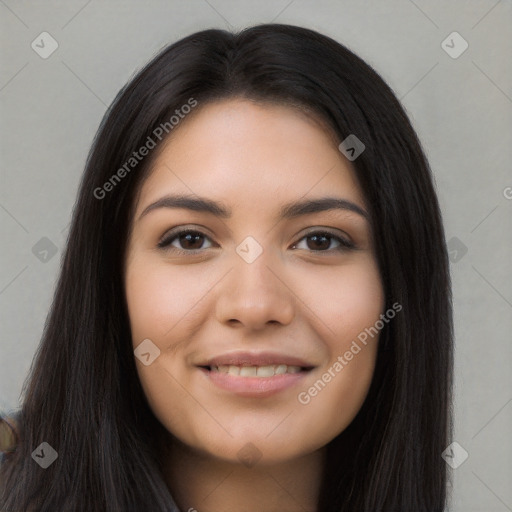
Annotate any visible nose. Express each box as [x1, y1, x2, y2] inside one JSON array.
[[215, 246, 295, 330]]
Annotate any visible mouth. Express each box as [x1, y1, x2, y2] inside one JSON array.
[[196, 352, 316, 397], [199, 363, 313, 377]]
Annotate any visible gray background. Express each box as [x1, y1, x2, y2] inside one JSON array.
[[1, 1, 511, 510]]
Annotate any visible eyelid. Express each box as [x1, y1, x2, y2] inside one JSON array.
[[299, 226, 353, 243]]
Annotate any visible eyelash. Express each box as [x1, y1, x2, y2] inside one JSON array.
[[157, 228, 355, 255]]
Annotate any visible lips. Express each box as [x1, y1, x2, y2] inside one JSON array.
[[196, 351, 315, 397]]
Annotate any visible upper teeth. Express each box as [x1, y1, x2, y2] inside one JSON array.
[[211, 364, 302, 377]]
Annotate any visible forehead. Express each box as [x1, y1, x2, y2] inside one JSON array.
[[134, 98, 366, 218]]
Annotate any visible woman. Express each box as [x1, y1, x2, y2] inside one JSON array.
[[0, 23, 453, 511]]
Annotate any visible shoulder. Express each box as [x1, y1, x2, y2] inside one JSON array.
[[0, 411, 19, 465]]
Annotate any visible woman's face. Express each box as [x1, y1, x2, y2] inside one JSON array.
[[124, 98, 384, 465]]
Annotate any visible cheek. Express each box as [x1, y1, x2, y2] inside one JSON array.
[[124, 256, 206, 438], [311, 256, 384, 337], [124, 255, 218, 434], [124, 255, 213, 343], [292, 257, 384, 439]]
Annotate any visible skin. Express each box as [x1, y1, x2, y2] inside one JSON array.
[[124, 98, 385, 512]]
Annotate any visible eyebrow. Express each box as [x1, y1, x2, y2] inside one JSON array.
[[138, 194, 369, 222]]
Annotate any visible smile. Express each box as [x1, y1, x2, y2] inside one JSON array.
[[210, 364, 302, 377], [198, 364, 313, 398]]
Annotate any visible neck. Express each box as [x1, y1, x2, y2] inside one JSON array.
[[160, 435, 325, 512]]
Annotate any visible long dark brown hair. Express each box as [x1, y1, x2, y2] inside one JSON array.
[[0, 23, 453, 511]]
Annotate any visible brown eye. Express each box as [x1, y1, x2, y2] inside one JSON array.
[[292, 231, 354, 253], [158, 230, 214, 252]]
